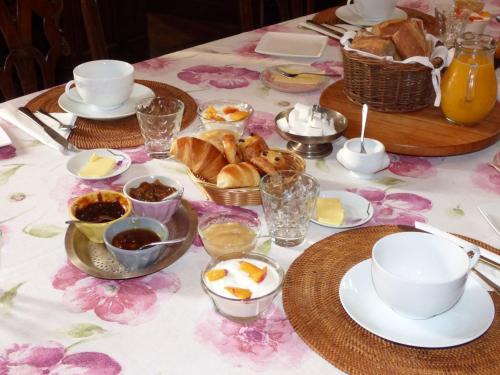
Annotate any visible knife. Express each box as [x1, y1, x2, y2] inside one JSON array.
[[18, 107, 79, 152], [305, 20, 346, 37]]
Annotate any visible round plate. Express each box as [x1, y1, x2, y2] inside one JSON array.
[[335, 5, 407, 27], [65, 200, 197, 279], [339, 259, 495, 348], [58, 83, 154, 120], [260, 64, 328, 93], [312, 190, 373, 228], [66, 149, 131, 180]]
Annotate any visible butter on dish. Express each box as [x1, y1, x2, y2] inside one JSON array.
[[316, 197, 344, 225], [78, 153, 117, 178]]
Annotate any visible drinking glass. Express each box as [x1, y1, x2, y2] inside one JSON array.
[[434, 2, 470, 48], [136, 96, 184, 159], [260, 170, 319, 247]]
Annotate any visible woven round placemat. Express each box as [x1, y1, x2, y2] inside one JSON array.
[[25, 80, 197, 149], [283, 225, 499, 375]]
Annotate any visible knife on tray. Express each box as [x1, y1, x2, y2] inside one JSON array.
[[18, 107, 79, 152]]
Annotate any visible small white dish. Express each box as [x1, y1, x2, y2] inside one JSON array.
[[335, 5, 407, 27], [66, 148, 131, 180], [478, 202, 500, 237], [0, 125, 12, 147], [339, 259, 495, 348], [255, 32, 328, 58], [58, 83, 154, 120], [312, 190, 373, 229]]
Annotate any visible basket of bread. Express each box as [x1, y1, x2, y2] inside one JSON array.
[[170, 130, 305, 206], [342, 18, 441, 112]]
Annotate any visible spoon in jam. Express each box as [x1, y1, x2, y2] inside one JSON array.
[[137, 236, 188, 250]]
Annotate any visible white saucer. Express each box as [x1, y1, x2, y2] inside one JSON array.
[[336, 149, 390, 179], [312, 190, 373, 229], [335, 5, 407, 27], [58, 83, 154, 120], [339, 259, 495, 348], [66, 149, 131, 180]]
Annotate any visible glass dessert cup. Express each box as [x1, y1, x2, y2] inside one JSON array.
[[201, 252, 284, 323], [198, 211, 261, 258], [197, 99, 253, 139]]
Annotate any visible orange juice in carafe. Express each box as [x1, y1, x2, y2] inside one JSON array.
[[441, 33, 498, 125]]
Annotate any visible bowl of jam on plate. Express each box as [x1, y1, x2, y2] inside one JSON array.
[[104, 216, 169, 271], [123, 175, 183, 223], [68, 190, 132, 243]]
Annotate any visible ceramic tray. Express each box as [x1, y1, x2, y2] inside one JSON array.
[[65, 200, 198, 279]]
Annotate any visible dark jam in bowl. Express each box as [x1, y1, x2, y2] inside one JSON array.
[[128, 180, 177, 202], [75, 200, 125, 223], [112, 229, 161, 250]]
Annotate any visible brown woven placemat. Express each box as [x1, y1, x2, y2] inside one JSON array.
[[283, 225, 499, 375], [25, 79, 197, 149]]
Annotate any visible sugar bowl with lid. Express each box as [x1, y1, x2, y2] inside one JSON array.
[[337, 138, 390, 179]]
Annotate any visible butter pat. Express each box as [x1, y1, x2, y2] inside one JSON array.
[[78, 153, 116, 178], [316, 198, 344, 225]]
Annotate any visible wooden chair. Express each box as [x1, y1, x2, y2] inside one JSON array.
[[79, 0, 108, 60], [0, 0, 70, 101]]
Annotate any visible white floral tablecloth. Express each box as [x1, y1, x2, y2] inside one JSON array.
[[0, 1, 499, 374]]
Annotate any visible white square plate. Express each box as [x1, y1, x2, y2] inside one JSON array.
[[0, 125, 12, 148], [255, 32, 328, 58]]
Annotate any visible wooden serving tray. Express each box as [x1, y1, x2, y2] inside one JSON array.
[[319, 80, 500, 156]]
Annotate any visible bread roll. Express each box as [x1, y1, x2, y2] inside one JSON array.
[[216, 162, 261, 188], [171, 137, 227, 183], [392, 19, 428, 59], [351, 36, 396, 58], [222, 134, 242, 164], [260, 150, 288, 170], [372, 19, 406, 37], [239, 134, 269, 162], [197, 129, 236, 152], [250, 156, 276, 176]]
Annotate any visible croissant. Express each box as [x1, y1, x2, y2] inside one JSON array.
[[171, 137, 227, 183], [222, 134, 242, 164], [216, 162, 261, 188]]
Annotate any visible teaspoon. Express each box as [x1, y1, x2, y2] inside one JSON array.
[[360, 104, 368, 154], [138, 236, 187, 250]]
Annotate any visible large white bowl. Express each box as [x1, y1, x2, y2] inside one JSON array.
[[371, 232, 480, 319]]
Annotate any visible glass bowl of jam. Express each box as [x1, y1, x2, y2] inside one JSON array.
[[123, 175, 183, 223], [103, 216, 169, 271], [68, 190, 132, 243]]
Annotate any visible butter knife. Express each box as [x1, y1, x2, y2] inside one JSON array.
[[18, 107, 79, 152]]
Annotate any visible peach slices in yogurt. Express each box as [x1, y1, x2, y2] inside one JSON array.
[[201, 253, 284, 322]]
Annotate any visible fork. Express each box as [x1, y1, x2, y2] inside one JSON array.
[[277, 69, 338, 79], [36, 109, 74, 129]]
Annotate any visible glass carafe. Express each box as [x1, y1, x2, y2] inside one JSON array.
[[441, 33, 498, 125]]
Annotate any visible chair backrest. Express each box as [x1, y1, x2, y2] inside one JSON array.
[[80, 0, 108, 60], [0, 0, 70, 101]]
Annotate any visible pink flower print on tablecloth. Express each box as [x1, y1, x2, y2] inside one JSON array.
[[196, 305, 307, 372], [311, 60, 343, 78], [472, 155, 500, 195], [246, 111, 276, 137], [189, 200, 259, 247], [0, 341, 121, 374], [388, 154, 438, 178], [347, 187, 432, 225], [396, 0, 432, 13], [0, 145, 16, 160], [134, 56, 173, 72], [178, 65, 260, 89], [52, 262, 181, 325], [122, 146, 150, 164]]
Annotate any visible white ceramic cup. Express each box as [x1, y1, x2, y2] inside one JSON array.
[[337, 138, 388, 179], [346, 0, 396, 21], [371, 232, 480, 319], [65, 60, 134, 109]]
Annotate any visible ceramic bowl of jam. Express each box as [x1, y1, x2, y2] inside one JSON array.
[[103, 216, 168, 271], [123, 175, 183, 223], [69, 190, 132, 243]]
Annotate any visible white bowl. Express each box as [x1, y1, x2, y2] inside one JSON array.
[[371, 232, 480, 319], [337, 138, 389, 179]]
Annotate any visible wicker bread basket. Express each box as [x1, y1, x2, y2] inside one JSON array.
[[187, 149, 305, 206], [342, 47, 435, 112]]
